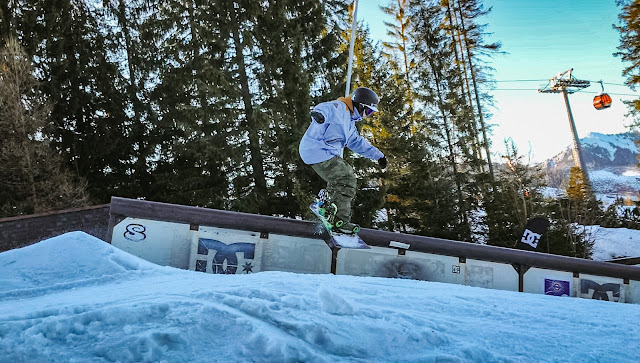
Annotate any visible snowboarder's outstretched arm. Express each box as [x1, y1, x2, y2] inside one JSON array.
[[345, 125, 384, 161]]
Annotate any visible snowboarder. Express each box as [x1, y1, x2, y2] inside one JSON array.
[[299, 87, 387, 235]]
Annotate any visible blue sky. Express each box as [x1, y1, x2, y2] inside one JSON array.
[[360, 0, 638, 162]]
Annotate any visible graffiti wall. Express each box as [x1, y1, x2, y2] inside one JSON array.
[[578, 275, 624, 302], [189, 227, 262, 274], [112, 219, 191, 269], [110, 217, 635, 304], [112, 218, 332, 276]]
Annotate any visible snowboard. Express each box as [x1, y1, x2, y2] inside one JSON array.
[[309, 202, 370, 249]]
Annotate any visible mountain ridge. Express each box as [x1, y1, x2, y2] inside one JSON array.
[[545, 132, 640, 195]]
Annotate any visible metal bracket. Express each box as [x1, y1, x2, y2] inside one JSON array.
[[512, 264, 531, 292], [511, 263, 531, 275], [390, 240, 409, 256], [330, 246, 340, 275]]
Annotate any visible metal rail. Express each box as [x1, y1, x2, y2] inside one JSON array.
[[109, 197, 640, 281]]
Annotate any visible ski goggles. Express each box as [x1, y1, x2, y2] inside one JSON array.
[[363, 104, 378, 117]]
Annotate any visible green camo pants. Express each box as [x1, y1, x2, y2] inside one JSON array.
[[311, 156, 357, 224]]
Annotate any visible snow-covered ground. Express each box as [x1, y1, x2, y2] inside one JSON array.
[[1, 232, 639, 362], [538, 184, 640, 261], [586, 225, 640, 261], [590, 167, 640, 196]]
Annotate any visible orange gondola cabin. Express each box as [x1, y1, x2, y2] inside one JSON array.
[[593, 93, 612, 110]]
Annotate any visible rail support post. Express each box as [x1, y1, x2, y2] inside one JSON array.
[[512, 264, 531, 292]]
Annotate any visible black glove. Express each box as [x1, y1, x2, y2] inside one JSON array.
[[310, 111, 325, 124], [378, 157, 387, 169]]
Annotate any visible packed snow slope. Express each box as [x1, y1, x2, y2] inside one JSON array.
[[1, 232, 639, 362]]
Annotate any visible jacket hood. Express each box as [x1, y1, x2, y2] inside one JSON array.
[[338, 96, 363, 121], [338, 97, 354, 113]]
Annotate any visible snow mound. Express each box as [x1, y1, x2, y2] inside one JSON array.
[[0, 231, 160, 299], [1, 232, 640, 362], [318, 286, 355, 315]]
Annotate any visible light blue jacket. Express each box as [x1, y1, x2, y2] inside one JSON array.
[[299, 98, 384, 165]]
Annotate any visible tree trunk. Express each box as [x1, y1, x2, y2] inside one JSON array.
[[445, 0, 482, 170], [455, 0, 494, 181], [427, 57, 469, 229], [229, 6, 268, 213], [118, 0, 147, 192]]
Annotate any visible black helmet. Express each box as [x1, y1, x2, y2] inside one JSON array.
[[352, 87, 379, 116]]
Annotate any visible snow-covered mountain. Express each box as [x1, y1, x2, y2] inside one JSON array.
[[545, 132, 640, 196], [547, 132, 638, 170]]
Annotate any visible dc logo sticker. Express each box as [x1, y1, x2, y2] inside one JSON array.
[[124, 224, 146, 242], [521, 229, 542, 248], [581, 280, 621, 302], [196, 239, 256, 274]]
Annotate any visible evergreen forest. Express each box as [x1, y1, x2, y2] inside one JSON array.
[[2, 0, 640, 258]]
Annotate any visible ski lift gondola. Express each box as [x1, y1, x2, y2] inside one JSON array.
[[593, 81, 612, 110]]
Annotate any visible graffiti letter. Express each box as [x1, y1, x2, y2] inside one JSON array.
[[124, 224, 146, 242], [580, 280, 621, 302], [198, 239, 256, 274]]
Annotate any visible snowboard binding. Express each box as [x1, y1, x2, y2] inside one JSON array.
[[316, 189, 335, 219], [315, 189, 360, 235], [334, 220, 360, 235]]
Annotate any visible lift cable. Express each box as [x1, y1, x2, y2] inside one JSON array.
[[492, 88, 639, 96], [494, 79, 630, 87]]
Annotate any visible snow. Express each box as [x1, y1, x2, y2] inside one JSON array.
[[581, 132, 637, 161], [586, 225, 640, 261], [2, 232, 640, 362], [590, 168, 640, 195], [332, 233, 366, 248]]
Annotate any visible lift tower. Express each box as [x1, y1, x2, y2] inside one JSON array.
[[538, 69, 591, 184]]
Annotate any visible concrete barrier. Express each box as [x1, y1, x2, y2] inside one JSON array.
[[108, 197, 640, 304]]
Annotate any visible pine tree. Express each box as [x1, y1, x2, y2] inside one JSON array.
[[0, 39, 89, 216], [615, 0, 640, 122], [564, 167, 601, 224], [252, 0, 336, 217], [615, 0, 640, 207], [451, 0, 500, 181], [485, 140, 547, 247], [381, 0, 414, 109], [441, 0, 482, 173], [100, 0, 160, 199], [135, 0, 240, 208], [1, 0, 137, 202], [533, 167, 600, 258], [405, 0, 474, 240]]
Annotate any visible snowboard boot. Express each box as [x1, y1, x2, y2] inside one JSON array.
[[333, 220, 360, 235]]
